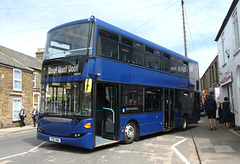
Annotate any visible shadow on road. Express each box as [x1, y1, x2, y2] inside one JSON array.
[[24, 124, 199, 154]]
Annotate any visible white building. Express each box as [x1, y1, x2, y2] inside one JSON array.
[[215, 0, 240, 129]]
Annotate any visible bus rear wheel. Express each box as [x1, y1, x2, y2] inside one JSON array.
[[181, 115, 188, 131], [124, 122, 136, 144]]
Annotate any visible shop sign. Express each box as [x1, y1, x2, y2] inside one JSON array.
[[220, 72, 232, 86]]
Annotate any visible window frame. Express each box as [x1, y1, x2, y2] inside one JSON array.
[[145, 46, 154, 54], [232, 9, 240, 51], [34, 94, 40, 110], [145, 87, 163, 112], [162, 53, 170, 72], [170, 56, 177, 74], [13, 69, 22, 92], [97, 27, 191, 77], [221, 32, 228, 64], [33, 74, 37, 88], [12, 98, 22, 121], [121, 85, 143, 114], [97, 28, 119, 60], [121, 44, 133, 63]]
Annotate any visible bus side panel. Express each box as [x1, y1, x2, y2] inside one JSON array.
[[175, 109, 200, 128], [96, 59, 131, 83], [120, 112, 164, 141], [174, 110, 181, 128], [131, 66, 190, 89], [188, 108, 200, 124]]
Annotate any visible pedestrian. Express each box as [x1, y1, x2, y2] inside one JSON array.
[[221, 97, 231, 128], [200, 102, 205, 116], [218, 102, 222, 125], [32, 106, 39, 127], [19, 106, 26, 127], [204, 94, 217, 130]]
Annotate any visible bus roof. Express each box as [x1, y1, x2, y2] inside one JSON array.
[[48, 17, 198, 64]]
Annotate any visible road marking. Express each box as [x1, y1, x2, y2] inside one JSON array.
[[0, 141, 46, 161], [171, 138, 190, 164]]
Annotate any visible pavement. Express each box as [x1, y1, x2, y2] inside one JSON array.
[[1, 117, 240, 163], [0, 125, 37, 137], [191, 116, 240, 164]]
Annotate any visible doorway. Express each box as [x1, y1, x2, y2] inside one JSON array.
[[95, 83, 118, 147], [164, 89, 175, 130]]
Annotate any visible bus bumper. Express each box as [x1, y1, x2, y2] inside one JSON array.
[[37, 131, 94, 149]]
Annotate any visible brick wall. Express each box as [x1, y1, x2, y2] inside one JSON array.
[[0, 65, 40, 127], [0, 66, 12, 127]]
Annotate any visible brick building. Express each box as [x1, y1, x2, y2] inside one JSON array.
[[0, 45, 42, 128], [200, 55, 219, 102]]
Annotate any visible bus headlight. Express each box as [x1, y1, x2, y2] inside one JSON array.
[[74, 134, 81, 137], [37, 128, 45, 134]]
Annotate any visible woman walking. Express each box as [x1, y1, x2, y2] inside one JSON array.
[[221, 97, 231, 128]]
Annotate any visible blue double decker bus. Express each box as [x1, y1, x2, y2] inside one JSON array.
[[37, 16, 200, 149]]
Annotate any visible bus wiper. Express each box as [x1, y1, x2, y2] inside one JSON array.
[[69, 114, 79, 122], [65, 110, 79, 122]]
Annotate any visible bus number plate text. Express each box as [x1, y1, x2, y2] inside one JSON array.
[[49, 137, 61, 143]]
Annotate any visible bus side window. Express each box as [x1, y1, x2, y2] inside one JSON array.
[[121, 85, 143, 114], [170, 56, 177, 74], [132, 50, 143, 65], [97, 29, 119, 60], [177, 59, 183, 76], [182, 61, 189, 76], [144, 53, 161, 70], [145, 88, 163, 112], [133, 42, 143, 65], [121, 46, 133, 63], [144, 53, 152, 68], [100, 38, 119, 60], [162, 53, 170, 72]]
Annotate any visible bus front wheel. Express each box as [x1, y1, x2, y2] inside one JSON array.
[[124, 122, 136, 144]]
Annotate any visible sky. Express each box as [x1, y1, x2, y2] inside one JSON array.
[[0, 0, 233, 77]]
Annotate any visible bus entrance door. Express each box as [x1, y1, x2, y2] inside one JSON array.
[[95, 83, 118, 147], [164, 89, 174, 130]]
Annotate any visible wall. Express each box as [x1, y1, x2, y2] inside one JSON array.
[[217, 2, 240, 128], [0, 65, 36, 127], [200, 56, 219, 99]]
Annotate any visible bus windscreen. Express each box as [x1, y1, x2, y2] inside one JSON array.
[[44, 23, 90, 60]]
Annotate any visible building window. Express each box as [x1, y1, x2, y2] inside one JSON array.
[[12, 98, 22, 121], [13, 69, 22, 91], [34, 94, 39, 109], [33, 74, 36, 88], [233, 10, 240, 51], [221, 32, 227, 64]]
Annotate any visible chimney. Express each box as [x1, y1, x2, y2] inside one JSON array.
[[36, 48, 45, 61]]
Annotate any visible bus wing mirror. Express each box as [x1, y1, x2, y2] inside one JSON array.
[[85, 78, 92, 93]]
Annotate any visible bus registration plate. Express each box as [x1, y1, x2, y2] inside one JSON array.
[[49, 137, 61, 143]]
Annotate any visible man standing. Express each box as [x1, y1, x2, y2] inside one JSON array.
[[19, 106, 26, 127], [32, 106, 38, 127], [204, 94, 217, 130], [32, 107, 38, 127]]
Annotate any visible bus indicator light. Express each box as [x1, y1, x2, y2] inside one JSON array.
[[84, 123, 91, 129], [122, 129, 124, 132]]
